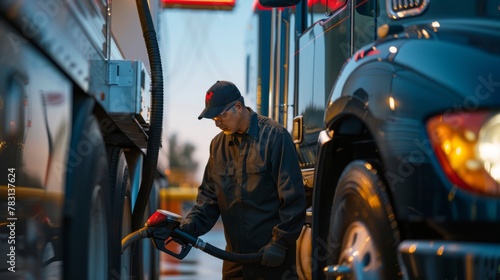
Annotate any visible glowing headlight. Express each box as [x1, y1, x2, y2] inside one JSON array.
[[427, 112, 500, 196], [477, 114, 500, 183]]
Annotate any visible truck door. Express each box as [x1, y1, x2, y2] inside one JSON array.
[[295, 0, 349, 168], [353, 0, 380, 52]]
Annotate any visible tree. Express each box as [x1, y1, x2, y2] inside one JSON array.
[[168, 133, 198, 171]]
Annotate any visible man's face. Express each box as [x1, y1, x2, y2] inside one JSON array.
[[213, 102, 241, 135]]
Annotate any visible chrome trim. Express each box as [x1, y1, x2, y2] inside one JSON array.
[[323, 264, 353, 277], [399, 240, 500, 279], [349, 0, 354, 56], [386, 0, 429, 19]]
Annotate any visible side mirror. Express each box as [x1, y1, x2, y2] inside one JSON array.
[[259, 0, 301, 7]]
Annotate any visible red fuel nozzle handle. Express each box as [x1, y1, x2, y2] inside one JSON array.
[[122, 209, 192, 257], [147, 209, 182, 227], [146, 209, 193, 259], [144, 209, 263, 263]]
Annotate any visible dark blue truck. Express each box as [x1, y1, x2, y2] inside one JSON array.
[[247, 0, 500, 278]]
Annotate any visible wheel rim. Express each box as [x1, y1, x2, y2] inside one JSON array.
[[88, 185, 108, 279], [339, 221, 382, 279]]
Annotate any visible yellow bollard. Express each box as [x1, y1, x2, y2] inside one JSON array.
[[159, 186, 198, 215]]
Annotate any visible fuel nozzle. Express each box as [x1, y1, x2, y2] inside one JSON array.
[[147, 210, 194, 259], [122, 209, 263, 263], [121, 209, 193, 259], [146, 209, 182, 227]]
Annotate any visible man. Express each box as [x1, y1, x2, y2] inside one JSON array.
[[180, 80, 306, 279]]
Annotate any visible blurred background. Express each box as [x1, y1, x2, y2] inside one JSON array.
[[158, 2, 255, 279], [162, 1, 255, 186]]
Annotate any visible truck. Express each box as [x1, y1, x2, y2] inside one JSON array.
[[247, 0, 500, 279], [0, 0, 182, 279]]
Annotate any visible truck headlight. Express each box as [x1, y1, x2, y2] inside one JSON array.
[[477, 114, 500, 183], [427, 112, 500, 196]]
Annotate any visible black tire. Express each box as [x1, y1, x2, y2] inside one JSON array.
[[63, 115, 110, 280], [327, 160, 401, 279], [107, 146, 133, 280]]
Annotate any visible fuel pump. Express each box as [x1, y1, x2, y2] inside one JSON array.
[[122, 209, 263, 263]]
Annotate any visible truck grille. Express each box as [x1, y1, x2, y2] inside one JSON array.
[[474, 255, 500, 280], [392, 0, 423, 11], [387, 0, 429, 18]]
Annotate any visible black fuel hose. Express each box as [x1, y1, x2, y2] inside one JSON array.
[[122, 227, 263, 263], [171, 228, 263, 263], [122, 227, 150, 253], [131, 0, 164, 232], [198, 241, 263, 264]]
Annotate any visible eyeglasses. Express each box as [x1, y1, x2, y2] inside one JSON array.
[[213, 101, 237, 121]]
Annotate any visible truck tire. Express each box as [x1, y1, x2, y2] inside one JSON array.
[[326, 160, 400, 279], [63, 115, 110, 280], [107, 146, 133, 279]]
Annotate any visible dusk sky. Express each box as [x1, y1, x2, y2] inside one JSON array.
[[161, 1, 255, 183]]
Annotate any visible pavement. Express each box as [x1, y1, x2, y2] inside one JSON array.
[[160, 221, 225, 280]]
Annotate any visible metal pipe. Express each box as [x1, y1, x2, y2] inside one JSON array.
[[274, 9, 282, 123], [268, 8, 276, 119]]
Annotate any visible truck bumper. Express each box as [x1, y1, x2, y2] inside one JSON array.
[[398, 240, 500, 280]]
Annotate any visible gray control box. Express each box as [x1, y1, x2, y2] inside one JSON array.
[[90, 60, 151, 122]]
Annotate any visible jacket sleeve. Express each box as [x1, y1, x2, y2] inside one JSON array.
[[269, 129, 306, 247], [179, 144, 220, 237]]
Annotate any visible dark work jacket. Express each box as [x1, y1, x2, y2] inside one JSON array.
[[180, 109, 306, 279]]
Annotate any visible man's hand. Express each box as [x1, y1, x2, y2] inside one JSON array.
[[259, 242, 287, 267]]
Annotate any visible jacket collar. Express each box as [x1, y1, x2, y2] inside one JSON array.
[[246, 108, 259, 140]]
